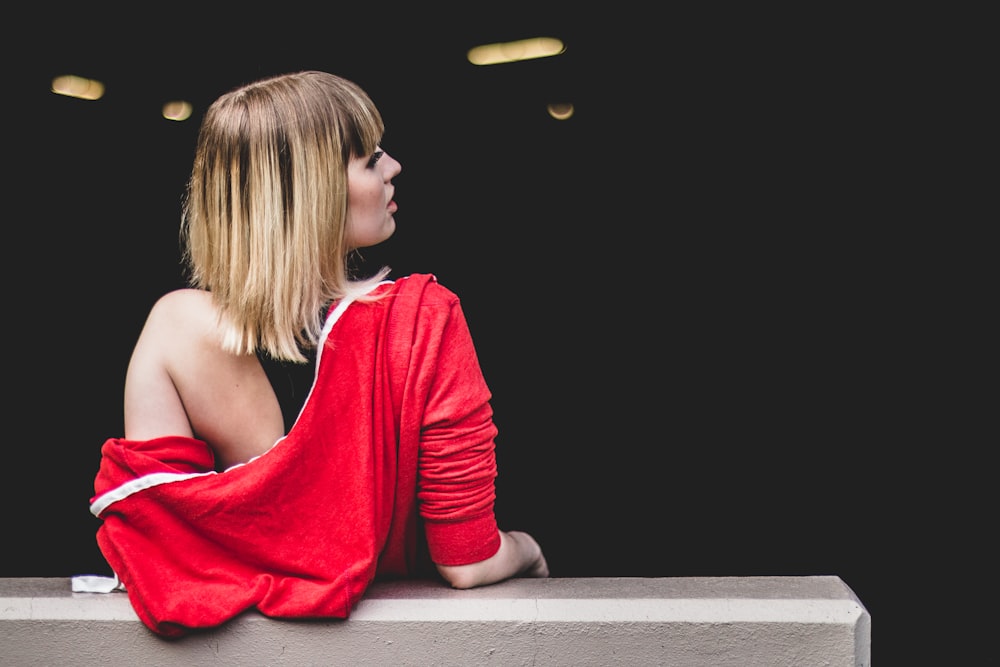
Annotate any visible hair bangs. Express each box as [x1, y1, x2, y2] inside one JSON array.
[[329, 80, 384, 160]]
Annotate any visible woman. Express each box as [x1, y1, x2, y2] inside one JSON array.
[[89, 70, 547, 637]]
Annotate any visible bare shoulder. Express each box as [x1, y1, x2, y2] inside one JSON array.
[[151, 288, 213, 312], [145, 288, 215, 325]]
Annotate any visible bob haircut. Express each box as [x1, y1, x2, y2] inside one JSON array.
[[181, 70, 390, 363]]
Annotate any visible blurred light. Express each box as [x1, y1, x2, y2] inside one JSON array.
[[547, 103, 574, 120], [51, 75, 105, 100], [162, 100, 193, 121], [467, 37, 565, 65]]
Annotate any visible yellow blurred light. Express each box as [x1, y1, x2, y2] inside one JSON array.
[[51, 75, 105, 100], [163, 100, 193, 121], [467, 37, 565, 65], [547, 103, 574, 120]]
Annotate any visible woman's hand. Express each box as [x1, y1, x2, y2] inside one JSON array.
[[505, 530, 549, 578]]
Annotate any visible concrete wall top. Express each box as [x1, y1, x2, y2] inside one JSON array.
[[1, 576, 871, 666]]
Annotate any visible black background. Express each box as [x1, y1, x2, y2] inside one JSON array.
[[4, 5, 893, 618]]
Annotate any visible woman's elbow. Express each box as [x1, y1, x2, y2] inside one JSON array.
[[435, 562, 484, 590]]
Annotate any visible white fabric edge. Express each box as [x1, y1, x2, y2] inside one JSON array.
[[89, 471, 213, 517]]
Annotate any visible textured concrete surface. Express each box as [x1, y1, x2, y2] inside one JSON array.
[[1, 576, 870, 666]]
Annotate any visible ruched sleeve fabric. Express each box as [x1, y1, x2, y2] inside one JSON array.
[[89, 273, 501, 637]]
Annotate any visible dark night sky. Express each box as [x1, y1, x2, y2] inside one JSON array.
[[4, 6, 892, 617]]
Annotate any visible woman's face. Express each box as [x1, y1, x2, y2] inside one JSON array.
[[345, 146, 401, 249]]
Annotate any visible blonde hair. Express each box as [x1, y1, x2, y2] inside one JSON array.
[[181, 71, 390, 362]]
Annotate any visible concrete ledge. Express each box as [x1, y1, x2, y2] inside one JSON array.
[[1, 576, 870, 666]]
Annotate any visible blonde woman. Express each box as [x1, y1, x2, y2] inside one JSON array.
[[89, 70, 547, 637]]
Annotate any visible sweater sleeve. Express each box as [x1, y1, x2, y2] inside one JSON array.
[[417, 297, 502, 566]]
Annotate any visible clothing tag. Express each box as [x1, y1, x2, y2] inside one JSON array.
[[71, 574, 125, 593]]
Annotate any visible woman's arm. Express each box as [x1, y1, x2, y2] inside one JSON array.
[[412, 284, 549, 589], [434, 530, 549, 590]]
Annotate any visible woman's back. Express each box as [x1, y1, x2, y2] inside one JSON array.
[[124, 288, 285, 470]]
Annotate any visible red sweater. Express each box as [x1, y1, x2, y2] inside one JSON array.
[[90, 273, 502, 637]]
